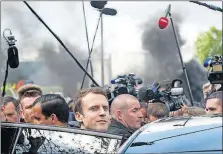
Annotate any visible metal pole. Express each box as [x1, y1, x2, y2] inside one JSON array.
[[169, 12, 194, 106], [81, 1, 94, 78], [101, 14, 105, 86], [108, 53, 112, 84]]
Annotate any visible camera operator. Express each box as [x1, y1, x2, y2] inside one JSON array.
[[108, 94, 143, 142], [205, 91, 222, 114]]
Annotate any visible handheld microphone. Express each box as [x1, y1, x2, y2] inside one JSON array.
[[158, 4, 171, 29]]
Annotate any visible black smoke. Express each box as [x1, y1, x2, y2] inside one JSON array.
[[1, 1, 90, 96], [37, 41, 89, 96], [1, 1, 41, 84], [141, 11, 208, 104], [178, 59, 208, 105]]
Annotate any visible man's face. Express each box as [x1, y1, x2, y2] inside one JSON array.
[[121, 99, 143, 131], [139, 108, 147, 122], [2, 102, 20, 122], [206, 98, 222, 114], [20, 96, 39, 123], [77, 93, 110, 132], [32, 104, 52, 125], [1, 107, 6, 122]]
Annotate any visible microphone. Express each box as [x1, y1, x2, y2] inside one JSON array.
[[8, 46, 19, 68], [158, 4, 171, 29], [3, 30, 19, 68], [203, 57, 212, 67]]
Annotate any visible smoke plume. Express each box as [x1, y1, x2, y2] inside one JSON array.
[[37, 41, 89, 96], [1, 1, 90, 96], [141, 11, 208, 103]]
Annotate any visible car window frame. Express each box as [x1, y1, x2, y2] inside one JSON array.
[[1, 122, 123, 153]]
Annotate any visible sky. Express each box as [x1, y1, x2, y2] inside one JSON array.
[[1, 1, 222, 85]]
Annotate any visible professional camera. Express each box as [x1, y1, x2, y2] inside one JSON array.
[[204, 55, 223, 84], [137, 79, 185, 111], [106, 73, 142, 104]]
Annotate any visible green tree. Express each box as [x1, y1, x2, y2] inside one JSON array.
[[195, 26, 222, 64]]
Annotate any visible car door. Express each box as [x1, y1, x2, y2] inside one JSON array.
[[1, 122, 122, 154]]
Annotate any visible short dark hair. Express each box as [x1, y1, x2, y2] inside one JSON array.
[[73, 87, 107, 114], [205, 91, 223, 105], [2, 96, 20, 112], [32, 94, 69, 123], [147, 103, 169, 119]]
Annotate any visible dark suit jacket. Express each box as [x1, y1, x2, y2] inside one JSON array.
[[107, 119, 133, 145]]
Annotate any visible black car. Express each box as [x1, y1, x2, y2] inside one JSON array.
[[1, 122, 122, 154], [118, 114, 223, 154]]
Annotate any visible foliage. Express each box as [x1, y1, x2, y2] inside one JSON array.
[[195, 26, 222, 64]]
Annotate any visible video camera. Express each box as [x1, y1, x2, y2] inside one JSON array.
[[137, 79, 185, 111], [105, 73, 142, 104], [204, 55, 223, 84]]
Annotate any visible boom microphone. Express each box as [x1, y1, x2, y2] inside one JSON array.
[[158, 4, 171, 29], [8, 46, 19, 68], [3, 29, 19, 68]]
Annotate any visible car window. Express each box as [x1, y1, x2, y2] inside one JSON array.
[[123, 125, 222, 154], [1, 122, 122, 154]]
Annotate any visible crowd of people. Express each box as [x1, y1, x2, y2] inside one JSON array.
[[0, 81, 222, 144]]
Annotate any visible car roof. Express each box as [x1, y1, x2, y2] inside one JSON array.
[[120, 114, 222, 154], [142, 114, 222, 133]]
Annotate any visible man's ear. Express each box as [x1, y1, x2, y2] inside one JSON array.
[[1, 105, 5, 111], [75, 112, 84, 123], [116, 110, 123, 121], [50, 114, 58, 123], [20, 109, 25, 119]]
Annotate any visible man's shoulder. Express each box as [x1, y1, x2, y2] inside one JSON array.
[[107, 119, 132, 137]]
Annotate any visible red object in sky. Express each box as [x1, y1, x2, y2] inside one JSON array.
[[158, 17, 169, 29]]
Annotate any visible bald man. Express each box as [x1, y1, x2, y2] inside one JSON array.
[[107, 94, 143, 142]]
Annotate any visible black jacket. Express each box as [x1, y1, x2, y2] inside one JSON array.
[[107, 119, 133, 144]]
